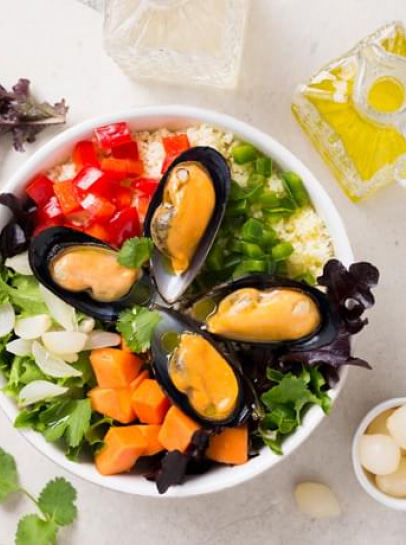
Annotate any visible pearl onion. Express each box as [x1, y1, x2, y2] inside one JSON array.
[[367, 409, 394, 436], [359, 434, 401, 475], [387, 405, 406, 449], [376, 457, 406, 498]]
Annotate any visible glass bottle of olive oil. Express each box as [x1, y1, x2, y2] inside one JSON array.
[[292, 22, 406, 201], [103, 0, 250, 89]]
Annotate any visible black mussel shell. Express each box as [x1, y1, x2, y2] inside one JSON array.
[[144, 146, 231, 304], [185, 274, 340, 351], [28, 227, 152, 322], [150, 306, 251, 429]]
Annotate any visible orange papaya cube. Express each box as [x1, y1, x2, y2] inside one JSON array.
[[90, 348, 143, 388], [88, 387, 136, 424], [130, 369, 149, 393], [158, 406, 200, 453], [95, 426, 147, 476], [136, 425, 164, 456], [206, 425, 248, 465], [131, 379, 170, 425]]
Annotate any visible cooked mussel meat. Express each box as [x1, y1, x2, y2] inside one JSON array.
[[150, 161, 215, 275], [144, 146, 230, 304], [151, 307, 250, 428], [189, 275, 340, 351], [29, 227, 151, 321]]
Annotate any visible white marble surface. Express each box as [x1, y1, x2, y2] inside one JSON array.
[[1, 0, 406, 543]]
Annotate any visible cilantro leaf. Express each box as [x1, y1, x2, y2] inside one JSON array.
[[0, 446, 19, 502], [117, 305, 161, 353], [15, 514, 57, 545], [38, 477, 77, 527], [117, 237, 154, 269]]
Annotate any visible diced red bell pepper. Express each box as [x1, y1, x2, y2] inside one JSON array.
[[36, 196, 63, 222], [73, 166, 113, 199], [53, 180, 81, 215], [26, 175, 54, 207], [132, 178, 159, 197], [80, 193, 117, 222], [72, 140, 99, 169], [94, 122, 133, 150], [133, 194, 151, 225], [100, 158, 144, 179], [86, 223, 110, 243], [162, 134, 190, 156], [115, 186, 133, 210], [108, 207, 140, 247], [161, 134, 190, 173], [112, 141, 139, 161]]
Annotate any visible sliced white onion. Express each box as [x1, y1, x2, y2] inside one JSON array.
[[6, 338, 33, 357], [58, 353, 79, 363], [84, 330, 121, 350], [18, 380, 69, 407], [0, 302, 15, 337], [32, 341, 82, 378], [39, 285, 77, 331], [294, 482, 341, 519], [78, 317, 96, 333], [15, 314, 52, 340], [42, 331, 87, 355], [5, 252, 33, 275]]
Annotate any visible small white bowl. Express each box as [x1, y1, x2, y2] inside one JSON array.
[[352, 397, 406, 510], [0, 105, 353, 497]]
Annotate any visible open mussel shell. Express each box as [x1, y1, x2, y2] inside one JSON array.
[[29, 227, 152, 322], [144, 146, 231, 304], [150, 306, 251, 429], [186, 274, 340, 351]]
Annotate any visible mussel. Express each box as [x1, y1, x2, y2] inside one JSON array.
[[150, 307, 250, 428], [144, 147, 230, 304], [29, 227, 151, 321], [187, 275, 340, 351]]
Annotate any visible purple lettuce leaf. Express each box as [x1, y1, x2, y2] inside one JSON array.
[[0, 78, 68, 151]]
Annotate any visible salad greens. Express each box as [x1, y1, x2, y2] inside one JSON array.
[[0, 446, 77, 544], [259, 366, 331, 455]]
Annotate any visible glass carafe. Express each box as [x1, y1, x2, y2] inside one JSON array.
[[104, 0, 250, 89]]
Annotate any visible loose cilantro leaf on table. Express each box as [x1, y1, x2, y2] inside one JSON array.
[[117, 305, 161, 352], [38, 478, 77, 527], [0, 446, 78, 544], [0, 78, 68, 152], [117, 237, 154, 269]]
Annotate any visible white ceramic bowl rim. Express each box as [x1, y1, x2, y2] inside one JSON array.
[[352, 397, 406, 511], [0, 105, 353, 498]]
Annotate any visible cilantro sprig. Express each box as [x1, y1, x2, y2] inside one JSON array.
[[117, 305, 161, 353], [117, 237, 154, 269], [0, 446, 77, 544], [259, 366, 331, 454]]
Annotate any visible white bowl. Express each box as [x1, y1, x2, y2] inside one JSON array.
[[0, 105, 353, 497], [352, 398, 406, 510]]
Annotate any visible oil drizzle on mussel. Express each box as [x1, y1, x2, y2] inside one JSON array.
[[188, 274, 340, 351], [206, 287, 321, 343], [150, 307, 250, 428], [150, 161, 216, 275]]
